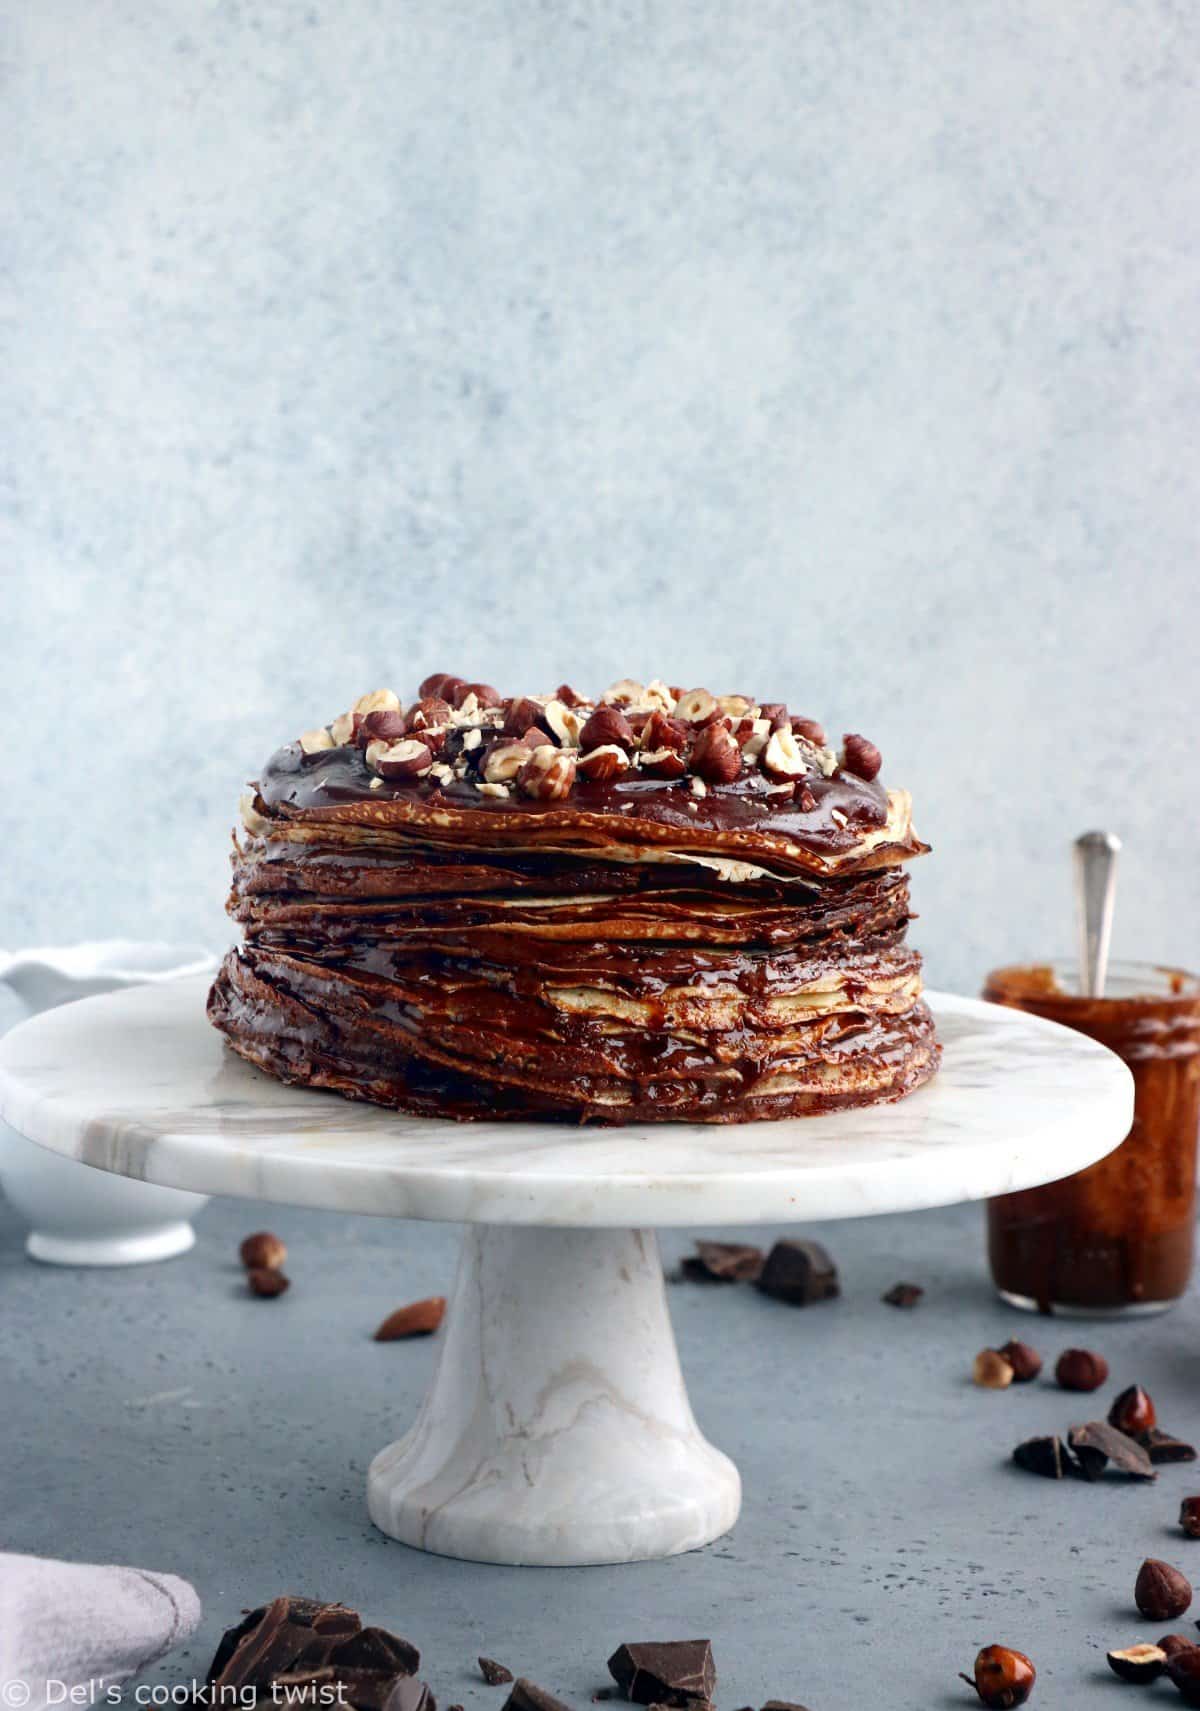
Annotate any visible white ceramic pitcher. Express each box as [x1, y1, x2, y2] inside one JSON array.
[[0, 941, 214, 1265]]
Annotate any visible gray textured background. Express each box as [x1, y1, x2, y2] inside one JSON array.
[[4, 1, 1199, 990]]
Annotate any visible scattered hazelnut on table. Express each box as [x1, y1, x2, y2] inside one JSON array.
[[239, 1231, 287, 1271], [1180, 1498, 1200, 1539], [972, 1349, 1015, 1389], [247, 1267, 290, 1299], [1135, 1558, 1192, 1622], [997, 1339, 1042, 1383], [1159, 1634, 1199, 1659], [959, 1644, 1036, 1707], [1054, 1347, 1109, 1391], [1168, 1648, 1200, 1705], [1106, 1643, 1166, 1683], [374, 1297, 447, 1341], [1109, 1384, 1157, 1436]]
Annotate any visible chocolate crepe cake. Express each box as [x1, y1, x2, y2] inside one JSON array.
[[209, 675, 937, 1123]]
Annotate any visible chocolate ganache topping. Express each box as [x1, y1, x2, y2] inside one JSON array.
[[209, 676, 938, 1123]]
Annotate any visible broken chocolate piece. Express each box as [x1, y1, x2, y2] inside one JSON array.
[[756, 1241, 839, 1306], [1141, 1428, 1198, 1465], [384, 1679, 437, 1711], [1012, 1435, 1074, 1479], [209, 1597, 363, 1690], [881, 1282, 923, 1308], [1069, 1420, 1157, 1481], [332, 1629, 420, 1676], [481, 1658, 515, 1685], [501, 1682, 574, 1711], [680, 1242, 764, 1284], [607, 1641, 716, 1707]]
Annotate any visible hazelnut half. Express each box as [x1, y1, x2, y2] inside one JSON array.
[[959, 1645, 1035, 1708], [367, 738, 434, 780], [1135, 1558, 1192, 1622], [353, 688, 402, 715], [1109, 1384, 1157, 1437], [578, 744, 630, 783], [761, 725, 808, 781], [972, 1349, 1015, 1390], [361, 708, 409, 743], [675, 687, 718, 724], [1106, 1643, 1166, 1683], [998, 1339, 1043, 1383], [517, 746, 576, 800], [298, 727, 335, 755], [239, 1231, 287, 1271], [639, 747, 687, 779], [502, 696, 545, 736], [1055, 1348, 1109, 1392], [481, 739, 533, 784], [640, 710, 689, 753]]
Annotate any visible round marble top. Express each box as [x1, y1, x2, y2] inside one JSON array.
[[0, 976, 1132, 1227]]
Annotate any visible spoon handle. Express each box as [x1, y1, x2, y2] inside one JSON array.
[[1073, 830, 1121, 997]]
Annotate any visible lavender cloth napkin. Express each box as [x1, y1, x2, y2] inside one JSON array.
[[0, 1553, 201, 1708]]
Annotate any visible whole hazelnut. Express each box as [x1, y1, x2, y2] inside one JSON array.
[[1054, 1348, 1109, 1392], [247, 1267, 290, 1299], [691, 723, 743, 784], [418, 672, 463, 701], [579, 706, 635, 752], [1170, 1648, 1200, 1706], [466, 682, 503, 709], [959, 1645, 1036, 1708], [1180, 1497, 1200, 1539], [361, 708, 409, 743], [404, 696, 453, 737], [792, 714, 826, 746], [503, 696, 545, 737], [998, 1339, 1043, 1383], [1135, 1558, 1193, 1622], [1109, 1384, 1157, 1437], [840, 732, 882, 781], [240, 1231, 287, 1271], [1160, 1634, 1199, 1660], [972, 1349, 1015, 1390], [517, 746, 577, 801]]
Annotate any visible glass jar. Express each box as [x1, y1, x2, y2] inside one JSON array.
[[985, 960, 1200, 1317]]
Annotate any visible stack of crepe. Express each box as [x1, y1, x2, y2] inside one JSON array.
[[209, 677, 937, 1123]]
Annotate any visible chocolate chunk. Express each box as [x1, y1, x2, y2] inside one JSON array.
[[332, 1629, 420, 1676], [210, 1597, 363, 1690], [881, 1282, 923, 1308], [1141, 1428, 1198, 1464], [481, 1659, 515, 1686], [1069, 1420, 1157, 1481], [1012, 1435, 1074, 1479], [501, 1682, 574, 1711], [756, 1241, 839, 1306], [384, 1679, 437, 1711], [680, 1242, 764, 1284], [607, 1641, 716, 1707]]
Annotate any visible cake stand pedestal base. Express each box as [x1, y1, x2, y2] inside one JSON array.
[[366, 1225, 741, 1566]]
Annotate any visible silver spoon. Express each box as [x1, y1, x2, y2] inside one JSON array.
[[1073, 830, 1121, 997]]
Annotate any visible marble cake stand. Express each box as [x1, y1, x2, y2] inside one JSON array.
[[0, 977, 1132, 1568]]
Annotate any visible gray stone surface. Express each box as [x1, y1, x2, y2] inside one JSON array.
[[4, 1, 1200, 994], [2, 1186, 1196, 1707]]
